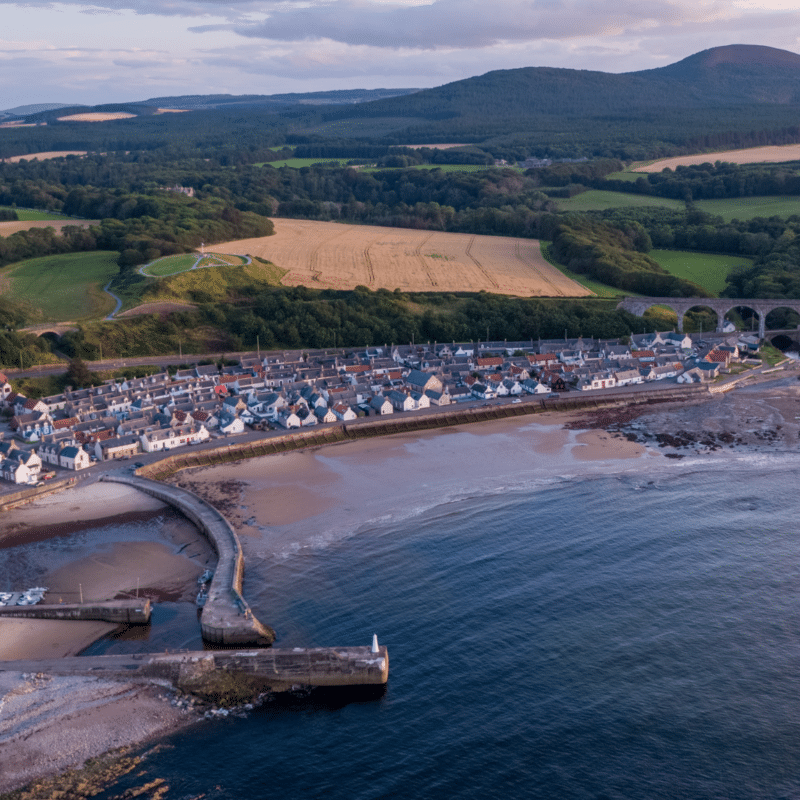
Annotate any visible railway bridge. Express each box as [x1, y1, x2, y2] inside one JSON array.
[[617, 297, 800, 339]]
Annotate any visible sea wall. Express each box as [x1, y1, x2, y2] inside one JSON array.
[[0, 477, 77, 512], [101, 474, 275, 647], [140, 384, 710, 480], [0, 599, 151, 624]]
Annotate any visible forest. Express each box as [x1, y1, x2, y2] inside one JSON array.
[[57, 288, 661, 361]]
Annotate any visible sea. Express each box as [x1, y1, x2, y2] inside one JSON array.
[[34, 443, 792, 800]]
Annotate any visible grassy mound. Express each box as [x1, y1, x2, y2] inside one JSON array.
[[139, 257, 286, 304]]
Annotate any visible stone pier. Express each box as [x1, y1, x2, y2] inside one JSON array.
[[0, 599, 151, 624], [102, 472, 275, 646], [0, 645, 390, 692]]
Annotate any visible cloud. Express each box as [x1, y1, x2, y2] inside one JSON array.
[[213, 0, 777, 51]]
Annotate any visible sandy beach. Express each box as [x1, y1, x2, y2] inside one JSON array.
[[3, 382, 797, 794], [168, 411, 650, 551]]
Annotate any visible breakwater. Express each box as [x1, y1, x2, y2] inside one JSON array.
[[101, 473, 275, 647], [141, 384, 710, 481], [0, 644, 390, 693], [0, 599, 151, 624]]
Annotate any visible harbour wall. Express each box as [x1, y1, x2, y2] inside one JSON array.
[[0, 599, 151, 624], [101, 473, 275, 647], [0, 645, 390, 692]]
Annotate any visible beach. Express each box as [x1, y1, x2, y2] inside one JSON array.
[[2, 383, 798, 794]]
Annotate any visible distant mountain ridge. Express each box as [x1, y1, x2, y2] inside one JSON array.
[[133, 88, 420, 110]]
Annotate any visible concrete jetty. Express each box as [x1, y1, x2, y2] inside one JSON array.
[[0, 645, 390, 693], [0, 599, 151, 624], [102, 472, 275, 647]]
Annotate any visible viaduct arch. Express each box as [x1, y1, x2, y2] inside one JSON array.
[[616, 297, 800, 339]]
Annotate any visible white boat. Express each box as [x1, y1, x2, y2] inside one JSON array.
[[196, 590, 208, 607]]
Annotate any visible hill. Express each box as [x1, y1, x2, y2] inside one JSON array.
[[290, 45, 800, 152]]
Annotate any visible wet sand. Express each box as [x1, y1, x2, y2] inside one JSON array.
[[168, 411, 649, 550]]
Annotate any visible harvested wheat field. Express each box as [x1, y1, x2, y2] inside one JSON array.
[[634, 144, 800, 172], [0, 150, 87, 163], [0, 219, 96, 235], [56, 112, 136, 122], [216, 219, 589, 297]]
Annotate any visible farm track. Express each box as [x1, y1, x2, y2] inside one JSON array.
[[362, 234, 385, 287], [309, 225, 354, 284], [414, 232, 438, 288], [466, 236, 500, 289]]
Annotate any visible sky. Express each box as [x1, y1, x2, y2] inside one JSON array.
[[2, 0, 800, 109]]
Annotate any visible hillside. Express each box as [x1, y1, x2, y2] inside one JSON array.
[[291, 45, 800, 149]]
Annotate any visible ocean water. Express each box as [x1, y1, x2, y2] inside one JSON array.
[[81, 456, 800, 800]]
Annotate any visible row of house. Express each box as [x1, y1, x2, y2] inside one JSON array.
[[0, 333, 759, 483]]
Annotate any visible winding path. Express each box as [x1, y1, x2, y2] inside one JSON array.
[[103, 281, 123, 320]]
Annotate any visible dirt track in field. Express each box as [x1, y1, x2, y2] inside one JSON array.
[[633, 144, 800, 172], [215, 219, 590, 297], [0, 219, 96, 235]]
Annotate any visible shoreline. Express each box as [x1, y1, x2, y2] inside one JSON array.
[[2, 379, 798, 795]]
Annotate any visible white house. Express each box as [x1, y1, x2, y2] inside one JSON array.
[[59, 444, 91, 470], [387, 390, 415, 412], [219, 416, 246, 436], [314, 406, 338, 423], [1, 450, 42, 484], [140, 425, 210, 452], [370, 396, 394, 415], [332, 402, 358, 421]]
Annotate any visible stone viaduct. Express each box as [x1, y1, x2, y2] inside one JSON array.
[[616, 297, 800, 339]]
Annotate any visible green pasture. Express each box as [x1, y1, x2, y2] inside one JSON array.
[[605, 171, 644, 182], [649, 250, 752, 296], [694, 196, 800, 222], [258, 158, 346, 169], [554, 190, 684, 212], [2, 251, 118, 322], [0, 206, 72, 221]]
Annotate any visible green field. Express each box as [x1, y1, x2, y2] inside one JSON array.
[[650, 250, 752, 296], [694, 196, 800, 222], [554, 190, 684, 212], [1, 251, 118, 322], [0, 206, 73, 221], [605, 171, 645, 183], [258, 158, 346, 169]]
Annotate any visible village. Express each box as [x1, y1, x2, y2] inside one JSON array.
[[0, 329, 765, 486]]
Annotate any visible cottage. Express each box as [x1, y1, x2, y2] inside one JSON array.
[[59, 444, 91, 470], [314, 406, 338, 423], [370, 396, 394, 415], [1, 450, 42, 484]]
